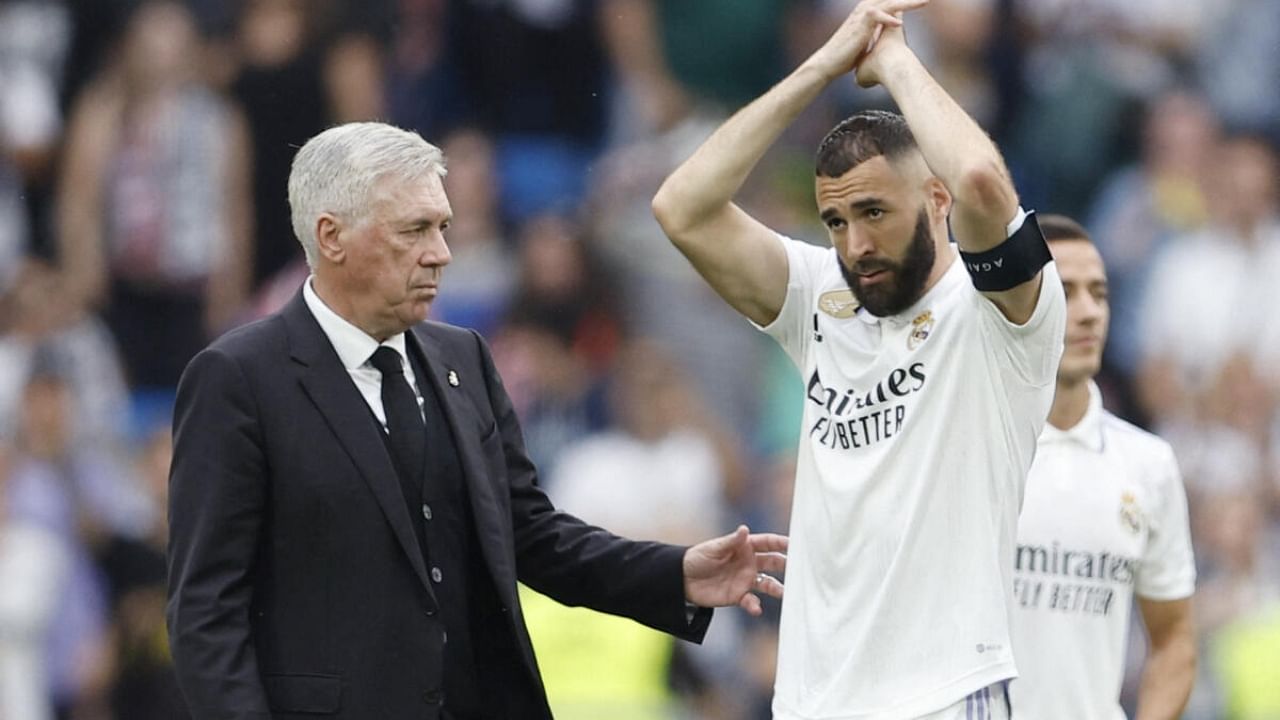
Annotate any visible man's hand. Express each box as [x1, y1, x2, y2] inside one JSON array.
[[805, 0, 929, 82], [683, 525, 788, 617], [854, 17, 913, 88]]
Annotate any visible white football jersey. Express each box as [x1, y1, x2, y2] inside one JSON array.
[[1008, 383, 1196, 719], [760, 227, 1065, 719]]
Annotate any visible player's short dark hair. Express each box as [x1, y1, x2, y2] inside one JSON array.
[[815, 110, 918, 178], [1037, 214, 1093, 244]]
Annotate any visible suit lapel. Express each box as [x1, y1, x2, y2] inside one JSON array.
[[282, 292, 437, 599], [410, 327, 515, 595]]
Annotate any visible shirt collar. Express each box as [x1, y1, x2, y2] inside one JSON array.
[[1040, 381, 1105, 452], [302, 276, 408, 370]]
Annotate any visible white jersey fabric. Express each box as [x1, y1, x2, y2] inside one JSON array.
[[760, 224, 1066, 719], [1008, 382, 1196, 719]]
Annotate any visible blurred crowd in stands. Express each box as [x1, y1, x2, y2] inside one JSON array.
[[0, 0, 1277, 718]]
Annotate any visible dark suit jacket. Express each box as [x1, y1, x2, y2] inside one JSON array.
[[166, 291, 711, 720]]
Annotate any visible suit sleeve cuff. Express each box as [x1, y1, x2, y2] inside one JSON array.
[[683, 602, 713, 642]]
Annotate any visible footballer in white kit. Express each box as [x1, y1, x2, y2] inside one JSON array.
[[761, 218, 1062, 718], [1008, 216, 1197, 720], [651, 0, 1066, 717]]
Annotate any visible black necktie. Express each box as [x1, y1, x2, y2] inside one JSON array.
[[369, 346, 426, 499]]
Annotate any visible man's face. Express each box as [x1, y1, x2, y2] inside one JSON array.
[[816, 155, 937, 317], [1051, 239, 1109, 384], [341, 172, 453, 338]]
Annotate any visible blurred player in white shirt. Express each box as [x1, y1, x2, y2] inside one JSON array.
[[1009, 214, 1197, 719]]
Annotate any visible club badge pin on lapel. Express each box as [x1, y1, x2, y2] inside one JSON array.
[[447, 370, 459, 387]]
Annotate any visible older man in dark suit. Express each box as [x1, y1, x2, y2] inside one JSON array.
[[166, 122, 786, 720]]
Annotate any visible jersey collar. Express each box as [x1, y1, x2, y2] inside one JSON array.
[[1040, 381, 1105, 452]]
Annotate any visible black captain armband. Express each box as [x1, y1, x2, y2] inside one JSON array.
[[958, 210, 1052, 292]]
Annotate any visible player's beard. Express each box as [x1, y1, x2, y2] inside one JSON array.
[[840, 210, 936, 317]]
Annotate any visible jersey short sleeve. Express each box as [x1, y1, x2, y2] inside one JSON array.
[[1136, 442, 1197, 600], [975, 261, 1066, 388], [755, 233, 833, 367]]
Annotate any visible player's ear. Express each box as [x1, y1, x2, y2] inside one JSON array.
[[924, 176, 951, 224]]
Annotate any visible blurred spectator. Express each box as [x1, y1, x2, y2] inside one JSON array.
[[1196, 0, 1280, 146], [5, 371, 124, 717], [602, 0, 806, 141], [911, 0, 997, 125], [489, 214, 622, 474], [0, 441, 70, 720], [56, 0, 252, 389], [96, 425, 188, 720], [550, 340, 731, 542], [0, 258, 130, 449], [387, 0, 466, 140], [819, 0, 996, 125], [227, 0, 327, 286], [428, 128, 515, 337], [229, 0, 387, 288], [451, 0, 611, 223], [538, 341, 741, 718], [322, 32, 385, 124], [1088, 90, 1217, 389], [1136, 136, 1280, 427], [489, 318, 608, 480], [644, 0, 793, 113], [589, 117, 771, 446], [1006, 0, 1219, 215], [0, 0, 71, 267], [1195, 488, 1279, 638], [508, 213, 623, 373], [59, 0, 132, 110]]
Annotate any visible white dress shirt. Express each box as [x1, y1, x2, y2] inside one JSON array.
[[302, 277, 425, 428]]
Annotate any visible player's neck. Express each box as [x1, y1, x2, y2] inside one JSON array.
[[1047, 379, 1091, 431], [922, 243, 957, 295]]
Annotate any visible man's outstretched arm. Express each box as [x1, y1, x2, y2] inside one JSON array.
[[652, 0, 928, 327]]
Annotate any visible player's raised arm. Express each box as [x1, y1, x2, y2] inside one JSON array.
[[856, 22, 1046, 324], [651, 0, 928, 327]]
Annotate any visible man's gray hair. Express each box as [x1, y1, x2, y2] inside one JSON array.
[[288, 122, 447, 269]]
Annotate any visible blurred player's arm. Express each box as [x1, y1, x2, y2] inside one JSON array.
[[56, 82, 117, 310], [856, 23, 1040, 324], [205, 107, 253, 335], [600, 0, 691, 133], [652, 0, 927, 327], [1135, 596, 1195, 720]]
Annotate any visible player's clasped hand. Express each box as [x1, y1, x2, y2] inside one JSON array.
[[683, 525, 788, 617], [805, 0, 930, 83]]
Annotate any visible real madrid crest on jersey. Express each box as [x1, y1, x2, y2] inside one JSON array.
[[818, 289, 860, 318], [908, 310, 934, 350], [1119, 491, 1143, 535]]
